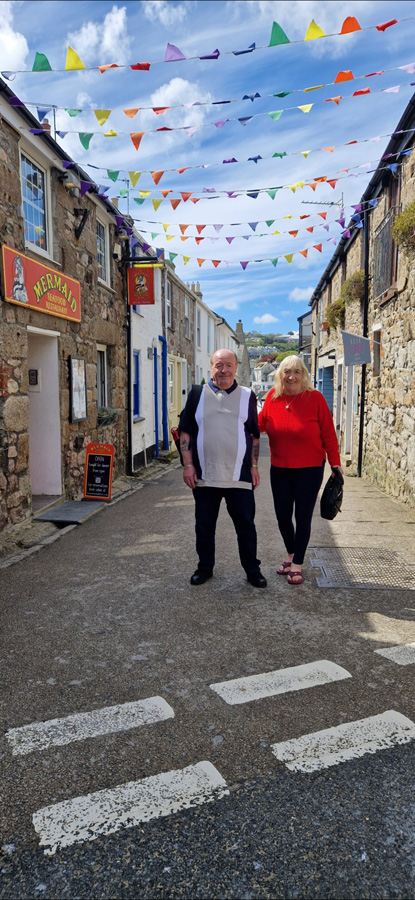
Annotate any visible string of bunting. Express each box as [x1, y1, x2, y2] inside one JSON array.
[[11, 60, 415, 123], [1, 15, 408, 78]]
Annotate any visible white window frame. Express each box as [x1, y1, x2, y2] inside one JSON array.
[[166, 280, 172, 328], [96, 218, 110, 286], [196, 308, 201, 349], [97, 344, 108, 408], [185, 296, 190, 338], [20, 150, 51, 258]]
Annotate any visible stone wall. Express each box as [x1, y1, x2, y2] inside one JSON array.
[[0, 117, 127, 531]]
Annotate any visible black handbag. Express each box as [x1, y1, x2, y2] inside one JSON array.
[[320, 469, 344, 520]]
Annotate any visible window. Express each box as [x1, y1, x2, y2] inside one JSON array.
[[166, 280, 172, 327], [372, 327, 381, 377], [133, 350, 140, 418], [185, 296, 190, 338], [373, 207, 399, 299], [21, 154, 48, 252], [96, 219, 108, 283], [196, 309, 201, 348], [97, 345, 107, 408]]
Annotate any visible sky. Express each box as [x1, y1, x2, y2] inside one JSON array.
[[2, 0, 415, 336]]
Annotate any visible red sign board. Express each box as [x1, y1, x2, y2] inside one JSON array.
[[127, 265, 155, 305], [84, 443, 114, 501], [2, 244, 81, 322]]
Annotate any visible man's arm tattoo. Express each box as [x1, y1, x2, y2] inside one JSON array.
[[180, 437, 191, 451]]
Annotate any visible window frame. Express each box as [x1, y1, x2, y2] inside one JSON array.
[[20, 150, 51, 258], [166, 280, 172, 328], [97, 344, 108, 409], [185, 296, 190, 338], [96, 217, 110, 286], [133, 350, 140, 419]]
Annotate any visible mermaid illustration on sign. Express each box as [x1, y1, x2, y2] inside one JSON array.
[[12, 255, 29, 303]]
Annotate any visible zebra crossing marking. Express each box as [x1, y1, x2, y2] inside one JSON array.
[[271, 710, 415, 772], [210, 660, 351, 705], [32, 761, 229, 855], [6, 696, 174, 756], [374, 643, 415, 666]]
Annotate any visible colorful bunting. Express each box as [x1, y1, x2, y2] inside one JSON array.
[[268, 22, 290, 46], [130, 132, 144, 151], [123, 108, 140, 118], [164, 43, 186, 62], [304, 20, 325, 40], [65, 47, 85, 70], [32, 52, 52, 72]]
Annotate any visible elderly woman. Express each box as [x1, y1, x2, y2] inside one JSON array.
[[258, 355, 343, 585]]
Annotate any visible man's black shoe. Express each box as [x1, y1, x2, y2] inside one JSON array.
[[190, 570, 213, 586], [247, 571, 267, 588]]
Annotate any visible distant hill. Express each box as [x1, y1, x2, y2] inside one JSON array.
[[246, 331, 299, 358]]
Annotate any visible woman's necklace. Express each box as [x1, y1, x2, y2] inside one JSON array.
[[284, 391, 303, 411]]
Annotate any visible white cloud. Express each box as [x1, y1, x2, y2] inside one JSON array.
[[0, 1, 29, 71], [67, 5, 131, 64], [253, 313, 279, 324], [143, 1, 189, 27], [289, 286, 314, 302]]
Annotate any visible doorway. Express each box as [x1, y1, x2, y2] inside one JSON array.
[[27, 328, 62, 506]]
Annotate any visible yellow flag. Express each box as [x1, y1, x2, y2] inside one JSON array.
[[104, 130, 117, 137], [301, 150, 310, 158], [94, 110, 111, 126], [298, 104, 313, 114], [162, 224, 171, 232], [65, 46, 86, 70], [288, 181, 305, 193], [183, 256, 191, 265], [139, 191, 151, 198], [304, 20, 326, 40], [272, 230, 281, 235], [129, 172, 141, 188], [166, 234, 175, 242], [152, 199, 163, 211], [285, 254, 293, 264], [304, 85, 323, 92]]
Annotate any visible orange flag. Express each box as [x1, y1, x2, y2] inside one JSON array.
[[176, 168, 189, 174], [181, 192, 192, 202], [196, 225, 206, 234], [306, 227, 314, 233], [308, 182, 317, 191], [180, 236, 189, 242], [179, 224, 189, 234], [170, 199, 181, 209], [130, 132, 144, 151], [334, 71, 354, 83], [197, 259, 205, 267], [299, 249, 308, 258], [123, 108, 140, 117], [160, 190, 172, 198], [151, 171, 164, 185], [289, 230, 298, 238], [98, 63, 119, 74], [325, 96, 342, 106], [314, 244, 323, 252], [153, 107, 170, 115], [327, 179, 338, 189], [318, 212, 327, 219], [340, 16, 361, 34]]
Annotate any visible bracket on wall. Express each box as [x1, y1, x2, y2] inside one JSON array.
[[74, 208, 90, 240]]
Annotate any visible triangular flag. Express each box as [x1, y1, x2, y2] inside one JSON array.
[[179, 225, 189, 234], [195, 238, 204, 245], [289, 230, 298, 238], [323, 147, 334, 152], [240, 262, 249, 270], [94, 110, 111, 126], [80, 180, 92, 197], [266, 221, 275, 227], [65, 108, 82, 117], [182, 256, 191, 265], [97, 63, 118, 74], [123, 108, 140, 118], [151, 171, 164, 185], [162, 224, 171, 232], [130, 132, 144, 151], [170, 199, 181, 209], [130, 62, 151, 71], [340, 17, 361, 34], [133, 198, 145, 206], [169, 253, 178, 262], [376, 19, 398, 32], [151, 233, 159, 241], [327, 179, 338, 189], [165, 43, 186, 61], [314, 244, 322, 252], [269, 22, 290, 46], [197, 259, 205, 267], [129, 171, 141, 188], [32, 52, 52, 72], [152, 107, 170, 115], [103, 130, 117, 137], [65, 47, 86, 70], [160, 190, 172, 198], [301, 151, 310, 158], [166, 235, 175, 242], [298, 104, 313, 113], [107, 170, 119, 182], [180, 192, 192, 202], [325, 97, 342, 106], [335, 70, 354, 83], [318, 212, 327, 219], [196, 225, 206, 234], [79, 133, 93, 150], [37, 107, 51, 123], [304, 20, 326, 40], [288, 182, 304, 193], [249, 223, 258, 231], [299, 249, 308, 258], [285, 254, 293, 264], [304, 85, 323, 92], [152, 199, 163, 211], [212, 260, 221, 267], [271, 258, 278, 267], [308, 183, 317, 191], [139, 191, 151, 198], [306, 227, 314, 233], [272, 230, 281, 235], [267, 189, 280, 200], [268, 110, 283, 122], [180, 236, 189, 242]]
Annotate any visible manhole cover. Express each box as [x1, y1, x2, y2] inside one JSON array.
[[309, 547, 415, 591]]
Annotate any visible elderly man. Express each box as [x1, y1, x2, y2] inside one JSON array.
[[179, 348, 267, 588]]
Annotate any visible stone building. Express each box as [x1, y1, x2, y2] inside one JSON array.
[[308, 92, 415, 508], [0, 76, 128, 531]]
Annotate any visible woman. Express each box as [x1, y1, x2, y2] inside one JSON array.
[[258, 355, 343, 585]]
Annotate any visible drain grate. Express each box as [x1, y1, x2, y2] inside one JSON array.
[[309, 547, 415, 591]]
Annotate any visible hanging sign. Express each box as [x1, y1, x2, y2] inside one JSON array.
[[341, 330, 371, 366], [83, 443, 114, 501], [2, 244, 81, 322], [127, 265, 156, 305]]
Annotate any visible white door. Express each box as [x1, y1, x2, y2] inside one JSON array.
[[27, 331, 62, 496]]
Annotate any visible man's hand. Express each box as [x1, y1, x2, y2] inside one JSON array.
[[251, 466, 260, 489], [183, 464, 198, 489]]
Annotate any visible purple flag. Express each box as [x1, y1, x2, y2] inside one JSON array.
[[164, 43, 186, 61], [199, 49, 220, 60]]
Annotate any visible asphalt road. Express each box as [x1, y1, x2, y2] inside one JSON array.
[[1, 443, 415, 899]]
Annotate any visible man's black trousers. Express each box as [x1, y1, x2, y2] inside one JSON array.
[[193, 486, 261, 575]]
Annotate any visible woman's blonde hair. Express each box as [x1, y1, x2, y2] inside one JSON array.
[[271, 355, 313, 399]]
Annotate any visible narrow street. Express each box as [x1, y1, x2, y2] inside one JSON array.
[[1, 443, 415, 899]]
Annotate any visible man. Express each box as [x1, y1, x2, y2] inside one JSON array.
[[179, 349, 267, 588]]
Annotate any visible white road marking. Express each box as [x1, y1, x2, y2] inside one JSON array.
[[271, 710, 415, 772], [32, 761, 229, 855], [210, 660, 351, 705], [6, 697, 174, 756], [375, 643, 415, 666]]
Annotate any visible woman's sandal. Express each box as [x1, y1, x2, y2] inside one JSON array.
[[287, 570, 304, 585], [277, 561, 293, 575]]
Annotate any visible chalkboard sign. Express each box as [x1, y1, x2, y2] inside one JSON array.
[[83, 443, 114, 501]]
